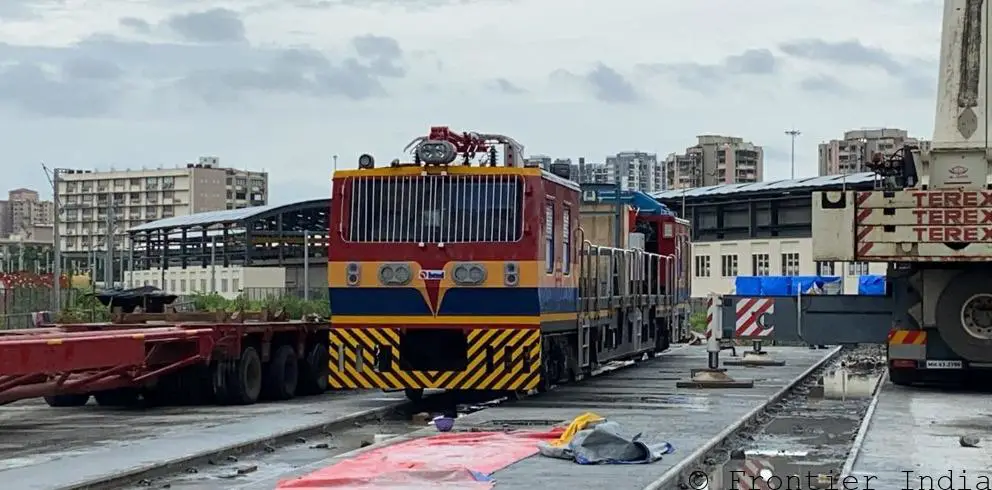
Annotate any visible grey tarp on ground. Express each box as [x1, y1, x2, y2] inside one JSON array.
[[537, 421, 675, 465]]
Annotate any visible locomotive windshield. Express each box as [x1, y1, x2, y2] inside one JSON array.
[[345, 174, 524, 243]]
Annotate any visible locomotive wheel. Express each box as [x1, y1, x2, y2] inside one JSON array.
[[537, 341, 562, 393], [263, 345, 299, 401], [215, 347, 263, 405], [297, 343, 330, 396], [404, 388, 424, 401], [44, 394, 90, 407], [94, 388, 141, 407], [935, 272, 992, 363]]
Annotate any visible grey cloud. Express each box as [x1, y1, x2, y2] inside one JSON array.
[[0, 62, 118, 118], [0, 32, 408, 117], [638, 48, 778, 93], [62, 57, 123, 81], [779, 39, 906, 75], [351, 35, 405, 77], [0, 0, 64, 20], [119, 16, 151, 33], [492, 78, 525, 94], [286, 0, 518, 10], [724, 49, 777, 74], [586, 64, 640, 104], [779, 38, 935, 98], [166, 8, 246, 43], [799, 74, 849, 94]]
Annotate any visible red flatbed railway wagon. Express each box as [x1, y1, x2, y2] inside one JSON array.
[[0, 314, 331, 407]]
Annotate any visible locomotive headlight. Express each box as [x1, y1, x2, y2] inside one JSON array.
[[504, 262, 519, 287], [346, 262, 361, 286], [358, 153, 375, 169], [378, 263, 412, 286], [416, 140, 457, 165], [452, 263, 486, 286]]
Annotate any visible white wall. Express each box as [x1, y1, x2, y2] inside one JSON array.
[[690, 237, 887, 297], [130, 265, 287, 299]]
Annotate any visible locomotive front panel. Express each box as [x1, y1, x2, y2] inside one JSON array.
[[327, 166, 546, 392]]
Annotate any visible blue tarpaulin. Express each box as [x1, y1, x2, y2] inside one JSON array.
[[734, 276, 842, 295], [858, 275, 886, 295]]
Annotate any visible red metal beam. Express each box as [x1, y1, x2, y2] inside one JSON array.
[[0, 327, 215, 376]]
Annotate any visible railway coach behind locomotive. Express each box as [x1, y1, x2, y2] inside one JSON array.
[[327, 127, 684, 400]]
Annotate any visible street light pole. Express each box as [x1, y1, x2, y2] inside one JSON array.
[[45, 165, 66, 312], [785, 129, 801, 180]]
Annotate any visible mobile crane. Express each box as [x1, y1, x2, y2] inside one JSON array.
[[812, 0, 991, 385]]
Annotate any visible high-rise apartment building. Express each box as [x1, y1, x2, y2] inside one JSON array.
[[0, 188, 54, 238], [664, 135, 764, 189], [573, 152, 663, 192], [57, 156, 268, 252], [818, 128, 931, 176]]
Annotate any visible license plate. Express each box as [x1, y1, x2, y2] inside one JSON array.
[[926, 360, 963, 369]]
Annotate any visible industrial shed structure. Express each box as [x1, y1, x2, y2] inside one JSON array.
[[126, 199, 330, 298], [652, 172, 878, 242], [650, 172, 884, 297]]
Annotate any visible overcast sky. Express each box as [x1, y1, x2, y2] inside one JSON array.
[[0, 0, 942, 204]]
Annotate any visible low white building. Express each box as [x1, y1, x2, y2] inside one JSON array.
[[691, 237, 886, 297], [652, 172, 885, 298]]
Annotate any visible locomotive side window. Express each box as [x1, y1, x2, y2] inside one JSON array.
[[545, 201, 555, 274], [562, 206, 571, 275]]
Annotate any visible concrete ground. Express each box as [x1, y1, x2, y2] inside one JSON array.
[[255, 346, 834, 490], [848, 381, 992, 489], [0, 390, 406, 490]]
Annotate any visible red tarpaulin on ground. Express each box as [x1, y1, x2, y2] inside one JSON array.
[[276, 430, 562, 489]]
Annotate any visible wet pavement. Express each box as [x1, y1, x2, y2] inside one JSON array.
[[849, 380, 992, 490], [708, 346, 887, 490], [473, 346, 836, 490], [113, 419, 425, 490], [0, 390, 406, 490], [256, 345, 830, 490]]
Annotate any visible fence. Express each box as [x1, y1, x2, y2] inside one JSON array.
[[0, 287, 78, 330]]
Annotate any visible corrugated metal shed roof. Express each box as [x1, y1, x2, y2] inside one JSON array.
[[650, 172, 876, 200], [128, 199, 330, 232]]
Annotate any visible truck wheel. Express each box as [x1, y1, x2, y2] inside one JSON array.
[[935, 272, 992, 362], [44, 394, 90, 407], [94, 389, 140, 407], [297, 344, 330, 396], [263, 345, 299, 401], [220, 346, 263, 405]]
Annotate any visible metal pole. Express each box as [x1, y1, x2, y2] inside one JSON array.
[[127, 237, 134, 289], [785, 129, 801, 180], [105, 204, 114, 287], [303, 230, 310, 301], [210, 235, 217, 293], [51, 168, 62, 311], [613, 158, 623, 248]]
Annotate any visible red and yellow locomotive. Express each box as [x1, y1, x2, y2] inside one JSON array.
[[327, 127, 686, 399]]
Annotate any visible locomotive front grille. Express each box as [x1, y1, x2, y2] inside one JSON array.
[[345, 174, 524, 243]]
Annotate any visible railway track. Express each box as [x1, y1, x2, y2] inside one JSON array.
[[648, 344, 887, 490], [74, 345, 841, 490]]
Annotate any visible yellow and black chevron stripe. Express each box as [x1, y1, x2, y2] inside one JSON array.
[[328, 328, 541, 391]]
